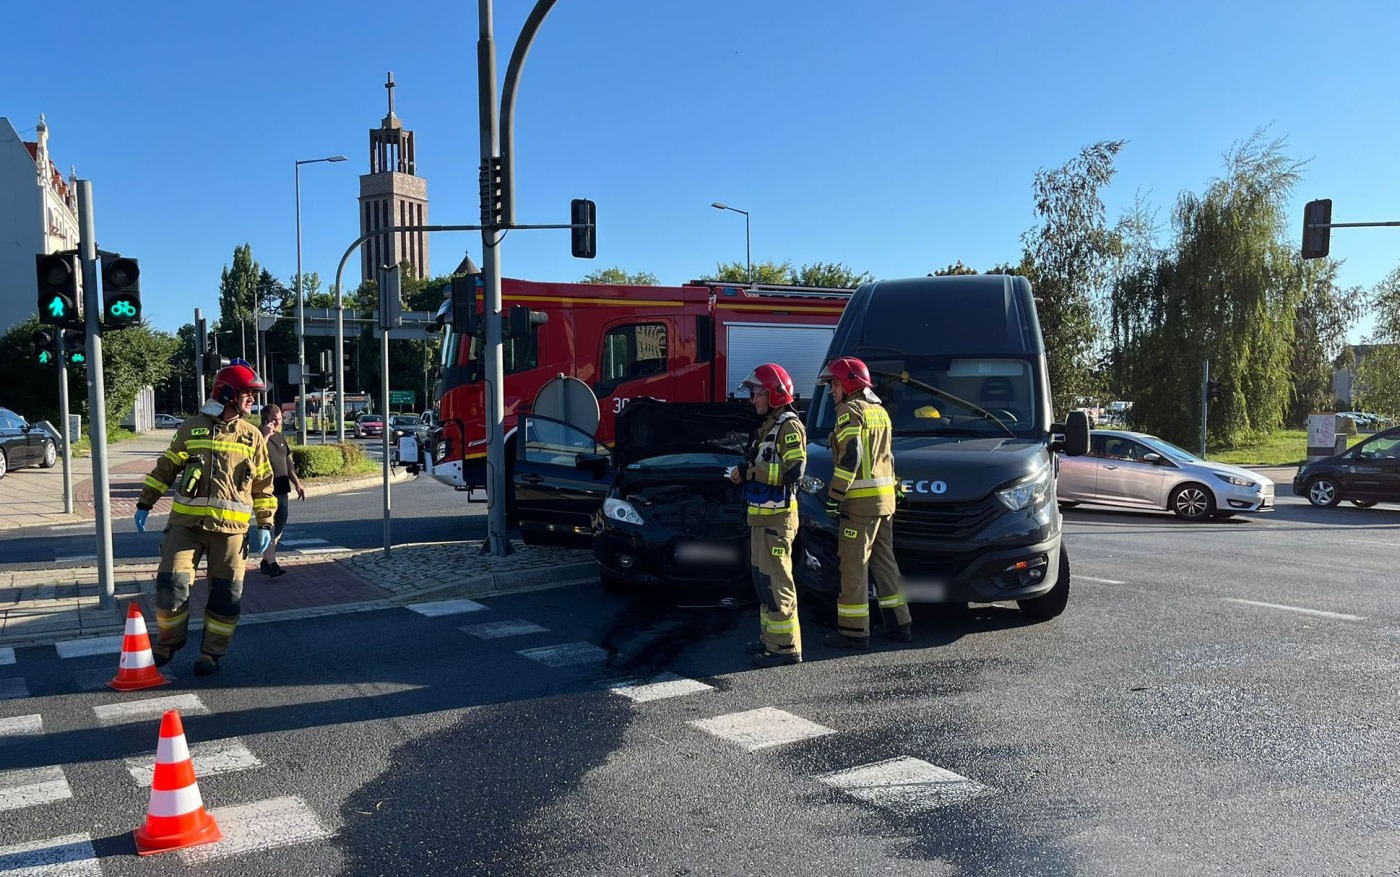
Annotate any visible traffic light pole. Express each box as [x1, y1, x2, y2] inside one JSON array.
[[56, 331, 74, 515], [76, 180, 116, 609], [1200, 360, 1210, 459]]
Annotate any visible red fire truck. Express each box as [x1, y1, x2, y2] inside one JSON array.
[[420, 277, 851, 493]]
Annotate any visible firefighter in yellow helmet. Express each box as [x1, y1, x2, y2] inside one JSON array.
[[133, 362, 276, 675], [730, 363, 807, 667], [818, 356, 913, 648]]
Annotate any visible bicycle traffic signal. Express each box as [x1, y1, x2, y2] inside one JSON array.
[[35, 253, 80, 326], [63, 329, 87, 367], [32, 329, 58, 366], [101, 255, 141, 329]]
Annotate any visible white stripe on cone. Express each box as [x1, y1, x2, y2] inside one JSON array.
[[126, 613, 149, 636], [148, 784, 205, 818], [156, 733, 191, 765], [121, 650, 155, 670]]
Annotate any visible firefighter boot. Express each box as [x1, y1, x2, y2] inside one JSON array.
[[745, 640, 767, 655], [877, 623, 914, 643], [193, 654, 220, 676], [824, 632, 870, 650], [752, 650, 802, 668]]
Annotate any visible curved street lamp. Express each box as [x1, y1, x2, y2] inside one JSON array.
[[711, 202, 751, 283]]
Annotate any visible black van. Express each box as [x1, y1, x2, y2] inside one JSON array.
[[795, 275, 1090, 619]]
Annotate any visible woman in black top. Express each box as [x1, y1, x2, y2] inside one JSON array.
[[259, 405, 305, 576]]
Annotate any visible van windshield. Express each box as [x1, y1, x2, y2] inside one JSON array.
[[812, 354, 1041, 438]]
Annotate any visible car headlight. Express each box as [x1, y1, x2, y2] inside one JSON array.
[[603, 497, 646, 526], [996, 463, 1051, 512], [1213, 473, 1256, 488], [799, 474, 826, 496]]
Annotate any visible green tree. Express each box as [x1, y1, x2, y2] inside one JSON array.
[[1354, 263, 1400, 414], [218, 244, 260, 359], [1024, 140, 1127, 416], [1288, 258, 1365, 426], [101, 325, 180, 422], [792, 262, 872, 288], [931, 261, 980, 276], [709, 260, 793, 284], [581, 267, 658, 285]]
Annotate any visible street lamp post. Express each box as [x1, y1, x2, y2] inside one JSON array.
[[711, 202, 751, 283], [294, 154, 347, 445]]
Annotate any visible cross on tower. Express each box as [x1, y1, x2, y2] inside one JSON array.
[[385, 72, 396, 120]]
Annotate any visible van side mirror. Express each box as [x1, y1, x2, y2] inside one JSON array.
[[1052, 410, 1091, 456]]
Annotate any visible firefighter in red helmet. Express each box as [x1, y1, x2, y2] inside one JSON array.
[[730, 363, 808, 667], [133, 361, 276, 676], [818, 356, 913, 648]]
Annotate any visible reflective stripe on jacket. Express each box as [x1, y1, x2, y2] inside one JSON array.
[[827, 397, 896, 517], [137, 414, 276, 534], [745, 408, 806, 522]]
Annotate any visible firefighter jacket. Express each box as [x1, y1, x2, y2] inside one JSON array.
[[136, 413, 277, 535], [828, 395, 897, 517], [744, 408, 807, 523]]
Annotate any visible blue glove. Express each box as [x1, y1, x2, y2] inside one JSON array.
[[249, 526, 272, 556], [134, 509, 149, 533], [826, 499, 842, 520]]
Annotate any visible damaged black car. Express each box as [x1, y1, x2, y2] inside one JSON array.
[[511, 399, 761, 590]]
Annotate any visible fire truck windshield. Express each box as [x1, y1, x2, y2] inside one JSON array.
[[440, 328, 539, 381]]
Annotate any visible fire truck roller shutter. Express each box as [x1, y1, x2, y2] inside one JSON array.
[[726, 324, 836, 404]]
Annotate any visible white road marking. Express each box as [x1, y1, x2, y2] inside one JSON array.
[[54, 636, 124, 659], [0, 679, 30, 700], [607, 672, 714, 703], [1221, 598, 1365, 622], [178, 795, 333, 864], [819, 756, 994, 812], [0, 766, 72, 812], [1075, 575, 1126, 585], [689, 707, 837, 751], [53, 555, 97, 564], [408, 598, 489, 617], [73, 668, 116, 692], [286, 546, 351, 555], [0, 833, 100, 876], [46, 524, 94, 532], [518, 642, 608, 667], [0, 714, 43, 742], [126, 737, 264, 785], [0, 648, 15, 666], [93, 693, 208, 727], [460, 619, 549, 639], [277, 538, 329, 546]]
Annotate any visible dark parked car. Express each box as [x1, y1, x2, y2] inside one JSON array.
[[0, 406, 59, 479], [1294, 426, 1400, 508], [511, 399, 761, 590]]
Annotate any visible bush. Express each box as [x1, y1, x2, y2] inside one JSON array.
[[339, 441, 365, 469], [292, 444, 346, 477]]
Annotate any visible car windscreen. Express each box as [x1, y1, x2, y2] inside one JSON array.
[[811, 354, 1041, 438]]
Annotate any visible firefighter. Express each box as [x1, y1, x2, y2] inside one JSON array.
[[818, 356, 913, 649], [133, 362, 276, 675], [729, 363, 807, 667]]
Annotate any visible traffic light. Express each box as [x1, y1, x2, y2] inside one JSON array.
[[32, 329, 57, 366], [1207, 380, 1222, 402], [63, 329, 87, 367], [203, 352, 229, 373], [505, 305, 548, 339], [450, 273, 480, 335], [1302, 199, 1332, 260], [100, 255, 141, 329], [195, 317, 208, 359], [570, 198, 596, 259], [35, 253, 80, 326]]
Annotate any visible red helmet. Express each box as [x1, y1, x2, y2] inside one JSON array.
[[818, 356, 873, 394], [740, 363, 795, 407], [212, 363, 266, 404]]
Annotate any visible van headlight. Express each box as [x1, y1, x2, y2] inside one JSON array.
[[603, 497, 646, 526], [996, 463, 1051, 512]]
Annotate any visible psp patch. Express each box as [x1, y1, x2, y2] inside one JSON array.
[[784, 432, 801, 444], [770, 546, 786, 557], [843, 528, 858, 539]]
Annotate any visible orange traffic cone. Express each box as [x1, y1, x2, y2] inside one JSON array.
[[134, 710, 222, 855], [109, 602, 171, 692]]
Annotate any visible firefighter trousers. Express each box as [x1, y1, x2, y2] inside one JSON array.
[[750, 513, 801, 656], [154, 525, 247, 659], [836, 512, 911, 639]]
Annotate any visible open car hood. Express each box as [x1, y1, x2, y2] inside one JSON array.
[[614, 399, 760, 467]]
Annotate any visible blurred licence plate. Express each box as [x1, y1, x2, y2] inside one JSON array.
[[676, 542, 739, 564]]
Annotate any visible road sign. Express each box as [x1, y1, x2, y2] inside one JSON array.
[[390, 390, 415, 407]]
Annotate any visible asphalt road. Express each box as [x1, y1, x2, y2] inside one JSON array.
[[1, 493, 1396, 874]]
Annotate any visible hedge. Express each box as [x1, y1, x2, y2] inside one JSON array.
[[290, 442, 364, 477]]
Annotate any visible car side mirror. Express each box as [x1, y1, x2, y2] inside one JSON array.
[[1141, 452, 1162, 463]]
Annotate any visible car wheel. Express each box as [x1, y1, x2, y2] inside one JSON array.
[[0, 449, 7, 479], [1350, 499, 1377, 508], [1170, 483, 1214, 521], [1019, 547, 1070, 620], [1306, 477, 1341, 508], [40, 440, 57, 468], [1211, 511, 1236, 519]]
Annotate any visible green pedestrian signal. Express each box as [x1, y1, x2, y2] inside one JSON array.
[[101, 255, 141, 329], [32, 329, 57, 366], [35, 254, 80, 327]]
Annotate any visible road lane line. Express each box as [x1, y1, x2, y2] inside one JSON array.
[[1221, 598, 1365, 621], [53, 555, 97, 564], [0, 647, 13, 665], [819, 756, 994, 812], [277, 538, 329, 546], [54, 636, 123, 659], [408, 599, 488, 617], [0, 714, 43, 743], [0, 679, 30, 700], [0, 833, 100, 876], [690, 707, 836, 751], [93, 693, 208, 726], [1076, 575, 1126, 585], [607, 672, 714, 703], [126, 737, 264, 785], [517, 642, 608, 667], [0, 766, 71, 812], [460, 619, 549, 638], [178, 796, 333, 864]]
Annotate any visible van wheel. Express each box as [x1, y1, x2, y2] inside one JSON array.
[[1019, 548, 1070, 620], [1170, 483, 1214, 521], [1306, 477, 1341, 508]]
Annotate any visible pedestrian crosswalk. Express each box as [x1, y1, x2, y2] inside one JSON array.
[[0, 593, 997, 872]]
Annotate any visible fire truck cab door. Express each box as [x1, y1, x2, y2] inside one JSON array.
[[593, 321, 676, 429], [513, 414, 614, 543]]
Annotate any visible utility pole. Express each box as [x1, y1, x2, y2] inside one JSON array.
[[77, 181, 115, 608], [1199, 360, 1210, 459]]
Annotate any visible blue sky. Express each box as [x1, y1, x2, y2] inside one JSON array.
[[7, 0, 1397, 340]]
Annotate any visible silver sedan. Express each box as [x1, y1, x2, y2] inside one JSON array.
[[1057, 431, 1274, 521]]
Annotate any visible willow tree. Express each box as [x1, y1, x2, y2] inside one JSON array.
[[1355, 263, 1400, 414], [1289, 258, 1365, 426]]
